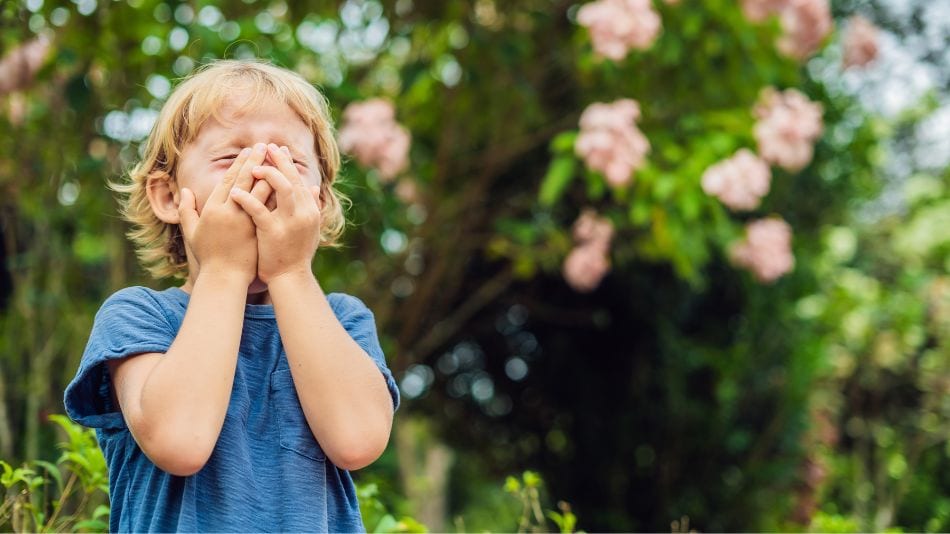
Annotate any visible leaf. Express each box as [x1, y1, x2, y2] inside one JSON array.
[[584, 169, 605, 201], [0, 461, 12, 488], [522, 470, 541, 488], [373, 514, 399, 533], [73, 518, 109, 532], [92, 504, 111, 520], [549, 131, 578, 153], [539, 156, 577, 207], [33, 460, 63, 491]]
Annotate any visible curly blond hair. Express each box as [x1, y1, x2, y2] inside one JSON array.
[[113, 59, 346, 280]]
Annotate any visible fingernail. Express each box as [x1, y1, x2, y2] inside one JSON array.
[[230, 187, 241, 196], [268, 143, 279, 152], [255, 143, 266, 153], [241, 147, 251, 156], [253, 165, 264, 172], [281, 146, 290, 154]]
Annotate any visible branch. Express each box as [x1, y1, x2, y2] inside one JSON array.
[[404, 266, 514, 366]]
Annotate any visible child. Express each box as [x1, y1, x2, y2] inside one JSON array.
[[63, 59, 400, 533]]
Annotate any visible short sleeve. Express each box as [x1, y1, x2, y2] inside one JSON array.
[[330, 293, 401, 412], [64, 287, 178, 430]]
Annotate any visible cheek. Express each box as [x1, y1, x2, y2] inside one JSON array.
[[189, 170, 229, 213]]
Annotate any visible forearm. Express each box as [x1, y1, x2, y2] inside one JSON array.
[[268, 270, 393, 470], [137, 272, 248, 458]]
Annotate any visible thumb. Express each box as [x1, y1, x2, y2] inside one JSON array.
[[178, 188, 199, 236]]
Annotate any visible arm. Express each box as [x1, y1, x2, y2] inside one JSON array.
[[268, 272, 394, 471], [107, 273, 249, 476], [108, 145, 266, 476], [231, 143, 394, 470]]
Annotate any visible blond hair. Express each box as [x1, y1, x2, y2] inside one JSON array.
[[114, 59, 346, 280]]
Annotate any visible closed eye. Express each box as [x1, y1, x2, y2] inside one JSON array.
[[214, 154, 238, 162]]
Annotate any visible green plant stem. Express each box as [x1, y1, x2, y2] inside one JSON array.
[[43, 472, 76, 531]]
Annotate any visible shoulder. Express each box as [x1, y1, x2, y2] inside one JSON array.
[[326, 292, 374, 319], [100, 285, 176, 310], [93, 286, 184, 330]]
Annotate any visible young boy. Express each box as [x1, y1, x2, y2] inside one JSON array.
[[64, 60, 400, 532]]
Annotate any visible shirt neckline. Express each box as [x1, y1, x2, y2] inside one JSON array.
[[166, 286, 276, 318]]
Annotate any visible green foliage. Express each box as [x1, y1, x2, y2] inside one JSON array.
[[0, 416, 109, 532], [358, 481, 428, 533], [504, 471, 581, 534], [798, 168, 950, 532], [0, 0, 945, 531]]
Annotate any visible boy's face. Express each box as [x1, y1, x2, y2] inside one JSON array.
[[175, 93, 321, 215], [173, 93, 322, 295]]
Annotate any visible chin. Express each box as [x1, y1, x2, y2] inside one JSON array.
[[247, 277, 269, 294]]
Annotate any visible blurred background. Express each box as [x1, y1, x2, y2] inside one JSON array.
[[0, 0, 948, 531]]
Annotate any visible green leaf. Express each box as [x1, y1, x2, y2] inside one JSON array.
[[73, 519, 109, 532], [0, 461, 13, 488], [539, 156, 577, 207], [522, 470, 541, 488], [33, 460, 63, 491], [373, 514, 399, 533], [550, 131, 578, 153], [93, 504, 111, 520]]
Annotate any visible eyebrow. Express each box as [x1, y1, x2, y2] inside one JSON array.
[[207, 138, 310, 160]]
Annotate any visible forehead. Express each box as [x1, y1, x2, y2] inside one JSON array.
[[193, 93, 316, 151]]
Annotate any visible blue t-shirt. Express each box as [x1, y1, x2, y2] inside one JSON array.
[[63, 286, 400, 533]]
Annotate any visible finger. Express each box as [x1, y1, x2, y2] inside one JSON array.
[[251, 165, 295, 209], [177, 187, 199, 238], [250, 178, 273, 205], [209, 147, 252, 204], [229, 187, 272, 228], [268, 143, 305, 188], [233, 142, 268, 194]]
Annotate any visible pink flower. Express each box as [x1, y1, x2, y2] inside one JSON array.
[[730, 217, 795, 283], [572, 208, 614, 250], [842, 15, 879, 69], [563, 209, 613, 292], [574, 99, 650, 188], [0, 34, 52, 95], [338, 98, 411, 182], [577, 0, 662, 61], [740, 0, 789, 22], [701, 149, 772, 211], [753, 87, 823, 172], [563, 244, 611, 292], [741, 0, 832, 61], [776, 0, 833, 60]]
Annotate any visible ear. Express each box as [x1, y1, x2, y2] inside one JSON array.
[[146, 170, 181, 224]]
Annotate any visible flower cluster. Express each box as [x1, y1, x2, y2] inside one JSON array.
[[740, 0, 788, 22], [730, 218, 795, 283], [753, 87, 824, 172], [741, 0, 832, 60], [576, 0, 662, 61], [701, 149, 772, 211], [842, 15, 880, 69], [0, 34, 51, 96], [338, 99, 411, 182], [574, 99, 650, 188], [563, 209, 614, 292]]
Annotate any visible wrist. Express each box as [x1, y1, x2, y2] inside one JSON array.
[[195, 264, 255, 288], [264, 267, 317, 292]]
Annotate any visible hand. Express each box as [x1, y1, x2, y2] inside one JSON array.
[[178, 143, 268, 284], [229, 143, 322, 284]]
